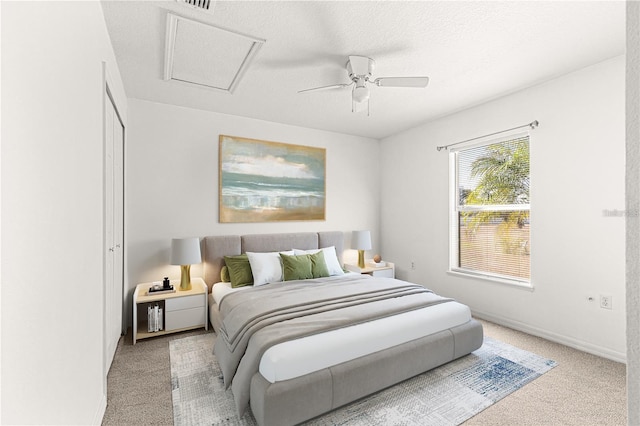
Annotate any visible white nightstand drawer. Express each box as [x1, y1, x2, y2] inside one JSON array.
[[165, 294, 202, 312], [166, 307, 205, 331], [371, 268, 394, 278], [344, 262, 395, 279]]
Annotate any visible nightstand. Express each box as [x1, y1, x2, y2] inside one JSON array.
[[345, 261, 395, 278], [133, 277, 208, 344]]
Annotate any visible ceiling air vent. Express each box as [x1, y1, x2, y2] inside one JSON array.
[[176, 0, 215, 14]]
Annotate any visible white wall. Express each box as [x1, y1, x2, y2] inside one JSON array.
[[626, 1, 640, 422], [125, 99, 380, 324], [380, 56, 626, 361], [1, 1, 126, 424]]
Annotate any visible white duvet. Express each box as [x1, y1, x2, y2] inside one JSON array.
[[211, 280, 471, 383]]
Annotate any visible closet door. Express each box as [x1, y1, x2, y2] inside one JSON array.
[[105, 91, 124, 372], [113, 101, 124, 336]]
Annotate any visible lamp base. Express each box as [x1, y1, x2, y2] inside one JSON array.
[[179, 265, 192, 291], [358, 250, 365, 268]]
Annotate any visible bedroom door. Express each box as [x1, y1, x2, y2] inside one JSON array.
[[105, 88, 125, 372]]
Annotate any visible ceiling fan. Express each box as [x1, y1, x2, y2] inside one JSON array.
[[298, 55, 429, 114]]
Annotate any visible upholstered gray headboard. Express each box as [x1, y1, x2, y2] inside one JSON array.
[[202, 231, 344, 291]]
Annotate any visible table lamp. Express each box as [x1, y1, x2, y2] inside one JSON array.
[[352, 230, 372, 268], [171, 237, 202, 291]]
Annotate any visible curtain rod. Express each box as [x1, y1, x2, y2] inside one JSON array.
[[436, 120, 539, 152]]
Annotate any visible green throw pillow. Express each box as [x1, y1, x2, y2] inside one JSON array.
[[280, 253, 313, 281], [220, 265, 230, 283], [224, 254, 253, 288], [309, 251, 330, 278]]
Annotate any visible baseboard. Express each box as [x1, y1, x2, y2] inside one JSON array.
[[472, 309, 627, 363], [93, 393, 107, 426]]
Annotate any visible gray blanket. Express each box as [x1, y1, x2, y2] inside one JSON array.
[[213, 275, 453, 415]]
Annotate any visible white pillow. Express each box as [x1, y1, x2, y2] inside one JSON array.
[[247, 251, 295, 286], [293, 246, 344, 276]]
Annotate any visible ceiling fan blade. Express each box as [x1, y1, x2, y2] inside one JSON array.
[[298, 83, 352, 94], [373, 77, 429, 88]]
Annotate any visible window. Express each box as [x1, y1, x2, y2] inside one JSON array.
[[450, 134, 530, 285]]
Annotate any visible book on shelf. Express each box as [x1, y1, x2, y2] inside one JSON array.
[[147, 305, 154, 332], [147, 303, 164, 332], [154, 304, 159, 332]]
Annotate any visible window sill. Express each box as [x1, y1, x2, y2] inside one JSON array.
[[447, 269, 534, 291]]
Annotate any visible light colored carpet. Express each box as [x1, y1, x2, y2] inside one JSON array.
[[169, 334, 556, 426], [102, 319, 627, 425]]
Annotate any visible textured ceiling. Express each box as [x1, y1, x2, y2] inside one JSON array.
[[101, 1, 625, 139]]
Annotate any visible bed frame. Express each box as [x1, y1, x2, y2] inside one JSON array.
[[203, 231, 483, 426]]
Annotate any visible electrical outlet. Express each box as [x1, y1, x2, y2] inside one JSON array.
[[600, 295, 612, 310], [411, 261, 416, 270]]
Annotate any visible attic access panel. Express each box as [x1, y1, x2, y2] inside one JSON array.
[[164, 13, 264, 93]]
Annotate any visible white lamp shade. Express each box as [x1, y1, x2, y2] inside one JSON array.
[[170, 237, 202, 265], [351, 230, 372, 250]]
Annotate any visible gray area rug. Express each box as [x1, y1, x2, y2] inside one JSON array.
[[170, 334, 556, 426]]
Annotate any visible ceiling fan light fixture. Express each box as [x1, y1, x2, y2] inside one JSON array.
[[352, 84, 370, 103]]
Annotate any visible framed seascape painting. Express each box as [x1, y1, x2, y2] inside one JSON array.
[[219, 135, 326, 223]]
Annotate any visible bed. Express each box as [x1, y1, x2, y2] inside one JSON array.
[[203, 231, 483, 426]]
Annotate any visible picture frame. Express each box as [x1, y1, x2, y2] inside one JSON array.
[[219, 135, 326, 223]]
